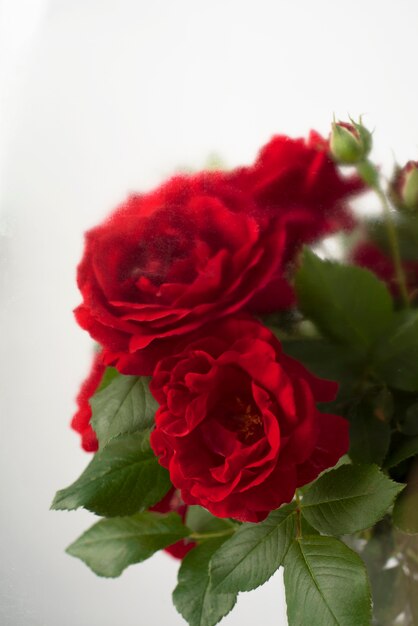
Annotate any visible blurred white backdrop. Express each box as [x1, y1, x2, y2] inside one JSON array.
[[1, 1, 418, 625]]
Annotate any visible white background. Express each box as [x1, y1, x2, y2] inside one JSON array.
[[1, 1, 418, 625]]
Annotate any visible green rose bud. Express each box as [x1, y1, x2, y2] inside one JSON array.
[[391, 161, 418, 212], [330, 120, 372, 165]]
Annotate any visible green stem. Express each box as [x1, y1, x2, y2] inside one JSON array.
[[375, 186, 410, 308], [189, 529, 235, 541], [357, 160, 410, 308]]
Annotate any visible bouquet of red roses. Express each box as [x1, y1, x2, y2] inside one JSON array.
[[52, 119, 418, 626]]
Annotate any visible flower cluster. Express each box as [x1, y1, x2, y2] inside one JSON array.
[[54, 122, 418, 626], [71, 131, 358, 526]]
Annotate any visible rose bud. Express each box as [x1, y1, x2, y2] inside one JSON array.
[[390, 161, 418, 212], [330, 119, 372, 165]]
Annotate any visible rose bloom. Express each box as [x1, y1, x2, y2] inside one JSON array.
[[351, 241, 418, 300], [71, 351, 104, 452], [231, 131, 364, 260], [75, 172, 299, 376], [150, 317, 349, 523], [75, 135, 363, 377]]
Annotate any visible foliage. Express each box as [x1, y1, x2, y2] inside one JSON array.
[[53, 122, 418, 626]]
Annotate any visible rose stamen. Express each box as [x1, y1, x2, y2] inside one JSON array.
[[233, 397, 263, 443]]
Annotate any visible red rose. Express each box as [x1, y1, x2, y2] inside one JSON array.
[[351, 241, 418, 299], [150, 317, 349, 522], [75, 172, 295, 376], [231, 131, 363, 260], [71, 351, 103, 452], [150, 488, 195, 559]]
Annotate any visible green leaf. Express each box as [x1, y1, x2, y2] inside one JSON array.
[[349, 415, 390, 466], [51, 431, 171, 516], [67, 511, 189, 577], [282, 339, 364, 383], [368, 215, 418, 262], [209, 502, 296, 593], [173, 539, 237, 626], [374, 311, 418, 392], [185, 506, 236, 535], [384, 435, 418, 468], [295, 249, 393, 352], [348, 399, 391, 466], [301, 464, 403, 535], [393, 472, 418, 534], [284, 536, 371, 626], [97, 366, 119, 392], [91, 374, 158, 448], [281, 339, 365, 411], [300, 515, 320, 536], [400, 402, 418, 436]]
